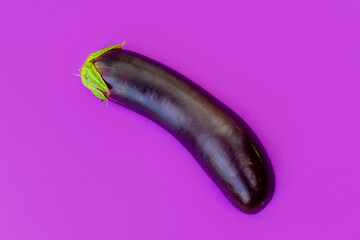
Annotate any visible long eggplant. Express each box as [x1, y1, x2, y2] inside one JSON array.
[[79, 43, 275, 214]]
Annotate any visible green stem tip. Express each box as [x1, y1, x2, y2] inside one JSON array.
[[79, 41, 125, 102]]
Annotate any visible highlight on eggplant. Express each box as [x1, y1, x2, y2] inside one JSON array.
[[79, 43, 275, 214]]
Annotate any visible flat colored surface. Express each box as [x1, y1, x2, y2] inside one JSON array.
[[1, 0, 359, 239]]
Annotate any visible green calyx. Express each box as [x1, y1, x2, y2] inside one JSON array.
[[79, 41, 125, 102]]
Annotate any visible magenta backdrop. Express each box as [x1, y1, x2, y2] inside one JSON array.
[[1, 0, 360, 239]]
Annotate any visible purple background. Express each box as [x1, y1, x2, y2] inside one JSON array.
[[1, 0, 360, 239]]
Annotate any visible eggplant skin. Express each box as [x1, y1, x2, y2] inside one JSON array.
[[92, 49, 275, 214]]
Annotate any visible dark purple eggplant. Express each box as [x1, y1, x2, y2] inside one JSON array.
[[79, 43, 275, 214]]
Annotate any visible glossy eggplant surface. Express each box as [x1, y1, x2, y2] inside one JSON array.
[[80, 44, 275, 214]]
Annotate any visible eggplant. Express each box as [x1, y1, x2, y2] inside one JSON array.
[[79, 43, 275, 214]]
